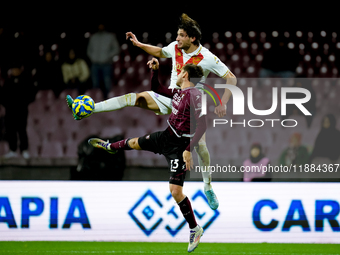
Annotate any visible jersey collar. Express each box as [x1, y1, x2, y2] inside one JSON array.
[[183, 44, 202, 57]]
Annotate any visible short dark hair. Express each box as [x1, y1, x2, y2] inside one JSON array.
[[183, 64, 203, 81], [178, 13, 202, 46]]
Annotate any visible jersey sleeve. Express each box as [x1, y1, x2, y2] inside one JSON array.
[[151, 69, 175, 98], [207, 54, 230, 79], [186, 90, 207, 151], [161, 41, 177, 58]]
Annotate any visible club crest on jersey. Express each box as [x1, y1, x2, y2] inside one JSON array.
[[192, 57, 201, 65]]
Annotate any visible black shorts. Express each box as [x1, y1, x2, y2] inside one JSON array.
[[138, 127, 190, 186]]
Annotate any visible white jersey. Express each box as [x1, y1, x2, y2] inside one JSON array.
[[161, 41, 230, 89]]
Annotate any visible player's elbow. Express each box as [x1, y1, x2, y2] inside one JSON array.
[[226, 71, 237, 86], [232, 76, 237, 86], [159, 50, 166, 58]]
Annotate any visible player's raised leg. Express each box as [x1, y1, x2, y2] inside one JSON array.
[[93, 91, 161, 113], [88, 136, 141, 153], [195, 134, 219, 210], [66, 91, 162, 120], [170, 184, 203, 253]]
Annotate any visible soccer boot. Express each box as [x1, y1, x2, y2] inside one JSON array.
[[204, 188, 219, 210], [65, 95, 82, 120], [88, 138, 117, 154], [188, 225, 204, 253]]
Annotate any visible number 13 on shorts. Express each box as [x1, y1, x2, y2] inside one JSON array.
[[170, 159, 179, 172]]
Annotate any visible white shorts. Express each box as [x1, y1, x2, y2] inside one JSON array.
[[146, 91, 172, 115], [146, 85, 204, 115]]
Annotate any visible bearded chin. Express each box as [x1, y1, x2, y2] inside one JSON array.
[[178, 43, 189, 51]]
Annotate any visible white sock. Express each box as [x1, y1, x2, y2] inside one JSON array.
[[195, 142, 212, 191], [93, 93, 136, 113], [190, 225, 200, 231]]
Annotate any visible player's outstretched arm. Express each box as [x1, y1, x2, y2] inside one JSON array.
[[126, 32, 166, 58], [148, 58, 174, 98], [215, 71, 237, 117]]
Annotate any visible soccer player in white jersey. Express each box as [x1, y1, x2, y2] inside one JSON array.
[[67, 13, 237, 210]]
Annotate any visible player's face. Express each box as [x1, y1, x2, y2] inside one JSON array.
[[176, 29, 192, 50], [176, 69, 185, 87]]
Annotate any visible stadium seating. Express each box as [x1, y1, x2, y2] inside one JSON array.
[[1, 30, 340, 168]]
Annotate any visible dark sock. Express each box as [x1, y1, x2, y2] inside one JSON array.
[[178, 196, 197, 229], [110, 138, 132, 150]]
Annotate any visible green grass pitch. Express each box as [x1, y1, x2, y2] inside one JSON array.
[[0, 242, 339, 255]]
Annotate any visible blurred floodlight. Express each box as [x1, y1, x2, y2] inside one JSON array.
[[255, 54, 263, 61], [216, 42, 223, 49], [251, 43, 258, 50], [225, 31, 232, 38], [247, 66, 255, 73], [227, 43, 234, 50], [248, 31, 255, 38], [264, 42, 271, 49], [240, 41, 248, 49], [296, 66, 303, 74], [231, 54, 239, 61], [320, 66, 327, 73]]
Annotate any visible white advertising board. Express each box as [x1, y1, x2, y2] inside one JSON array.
[[0, 181, 339, 243]]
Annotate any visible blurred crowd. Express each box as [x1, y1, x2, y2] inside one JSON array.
[[0, 23, 120, 159], [243, 113, 340, 182]]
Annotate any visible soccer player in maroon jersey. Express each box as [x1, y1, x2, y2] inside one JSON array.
[[89, 59, 205, 252], [67, 13, 237, 210]]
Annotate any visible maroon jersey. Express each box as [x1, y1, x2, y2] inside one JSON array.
[[151, 70, 206, 151], [168, 87, 202, 137]]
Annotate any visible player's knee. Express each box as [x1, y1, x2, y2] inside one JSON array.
[[196, 142, 210, 157], [127, 138, 141, 150], [195, 142, 210, 165], [135, 92, 148, 106], [170, 186, 184, 202]]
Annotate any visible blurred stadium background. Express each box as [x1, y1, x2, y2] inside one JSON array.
[[0, 4, 340, 253], [1, 4, 339, 181]]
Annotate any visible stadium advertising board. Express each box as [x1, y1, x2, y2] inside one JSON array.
[[0, 181, 339, 243]]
